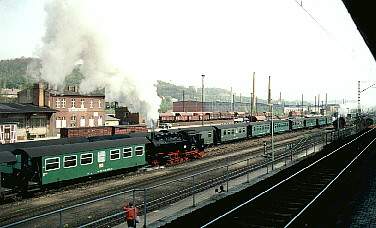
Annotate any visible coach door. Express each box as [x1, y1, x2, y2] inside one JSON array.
[[98, 151, 106, 168]]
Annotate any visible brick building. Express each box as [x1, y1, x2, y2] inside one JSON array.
[[18, 83, 105, 136]]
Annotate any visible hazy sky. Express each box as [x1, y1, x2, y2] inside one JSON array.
[[0, 0, 375, 106]]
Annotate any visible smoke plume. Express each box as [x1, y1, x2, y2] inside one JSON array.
[[39, 0, 161, 125]]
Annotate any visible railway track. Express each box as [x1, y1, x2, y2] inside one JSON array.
[[198, 128, 376, 227], [0, 128, 331, 227]]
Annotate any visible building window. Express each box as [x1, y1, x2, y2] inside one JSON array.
[[80, 153, 93, 165], [81, 99, 85, 108], [110, 149, 121, 160], [71, 98, 76, 108], [98, 100, 102, 108], [98, 116, 103, 126], [62, 98, 66, 108], [80, 116, 86, 127], [61, 117, 67, 128], [135, 146, 144, 156], [45, 157, 60, 171], [90, 100, 93, 108], [123, 147, 132, 158], [56, 117, 62, 128], [70, 115, 76, 127], [89, 117, 94, 127], [56, 98, 60, 108], [64, 155, 77, 168]]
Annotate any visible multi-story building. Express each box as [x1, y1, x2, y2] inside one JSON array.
[[18, 83, 105, 136]]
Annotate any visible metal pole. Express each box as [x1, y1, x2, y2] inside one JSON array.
[[247, 159, 250, 183], [301, 93, 304, 117], [358, 80, 361, 115], [226, 165, 229, 192], [271, 104, 274, 170], [59, 208, 63, 228], [192, 175, 196, 207], [144, 189, 147, 228], [132, 189, 135, 207], [202, 74, 205, 126], [182, 90, 185, 112]]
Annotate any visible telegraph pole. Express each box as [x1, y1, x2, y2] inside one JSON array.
[[202, 74, 205, 126], [301, 94, 304, 117], [182, 90, 185, 112]]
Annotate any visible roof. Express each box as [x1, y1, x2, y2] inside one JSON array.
[[0, 151, 16, 163], [249, 121, 271, 126], [0, 103, 56, 114], [0, 137, 89, 152], [342, 1, 376, 60], [18, 137, 150, 158], [48, 90, 105, 98], [178, 126, 215, 132], [214, 123, 248, 130]]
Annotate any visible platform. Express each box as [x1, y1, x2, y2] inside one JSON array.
[[114, 143, 323, 227]]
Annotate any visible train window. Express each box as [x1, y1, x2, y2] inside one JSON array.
[[64, 155, 77, 168], [135, 146, 144, 156], [98, 151, 106, 163], [223, 130, 226, 135], [232, 129, 235, 134], [208, 132, 212, 137], [243, 128, 246, 133], [123, 147, 132, 158], [110, 149, 121, 160], [81, 153, 93, 165], [45, 157, 60, 171]]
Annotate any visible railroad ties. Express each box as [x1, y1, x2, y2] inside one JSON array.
[[165, 128, 376, 227]]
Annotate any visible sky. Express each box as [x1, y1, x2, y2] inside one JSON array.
[[0, 0, 375, 107]]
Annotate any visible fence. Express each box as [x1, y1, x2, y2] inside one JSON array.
[[2, 127, 356, 228]]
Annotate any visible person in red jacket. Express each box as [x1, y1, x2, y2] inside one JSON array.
[[123, 202, 139, 228]]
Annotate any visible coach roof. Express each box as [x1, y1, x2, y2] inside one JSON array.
[[214, 123, 248, 130], [17, 137, 149, 158]]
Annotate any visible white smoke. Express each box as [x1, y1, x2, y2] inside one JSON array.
[[38, 0, 161, 125]]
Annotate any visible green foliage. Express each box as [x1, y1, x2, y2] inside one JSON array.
[[159, 96, 173, 113], [0, 57, 40, 89]]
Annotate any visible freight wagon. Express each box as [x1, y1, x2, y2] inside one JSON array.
[[60, 125, 148, 138]]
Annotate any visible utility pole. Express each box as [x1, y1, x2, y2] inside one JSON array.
[[314, 96, 317, 113], [201, 74, 205, 126], [251, 72, 256, 117], [301, 94, 304, 117], [182, 90, 185, 112], [358, 81, 361, 115]]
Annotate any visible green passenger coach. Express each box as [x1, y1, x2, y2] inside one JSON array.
[[272, 120, 289, 133], [249, 122, 271, 137], [16, 137, 149, 185], [214, 123, 248, 143]]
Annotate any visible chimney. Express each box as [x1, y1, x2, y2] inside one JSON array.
[[33, 82, 44, 107], [251, 72, 256, 116]]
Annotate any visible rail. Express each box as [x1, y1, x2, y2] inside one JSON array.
[[201, 127, 373, 228], [1, 127, 356, 228]]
